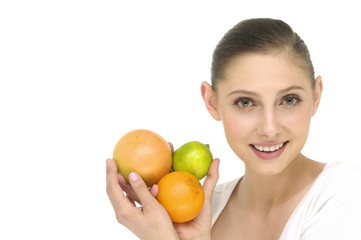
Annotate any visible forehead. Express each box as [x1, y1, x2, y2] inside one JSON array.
[[220, 53, 312, 92]]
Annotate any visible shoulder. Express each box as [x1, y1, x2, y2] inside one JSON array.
[[214, 177, 241, 193], [308, 161, 361, 210], [327, 160, 361, 178], [281, 161, 361, 239], [318, 161, 361, 194], [212, 177, 240, 206], [299, 161, 361, 239], [211, 177, 240, 226]]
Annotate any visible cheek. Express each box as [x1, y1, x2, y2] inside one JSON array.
[[220, 108, 256, 142], [282, 106, 312, 137]]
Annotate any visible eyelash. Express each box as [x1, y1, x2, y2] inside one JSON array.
[[234, 97, 255, 108], [234, 94, 302, 109], [281, 94, 302, 106]]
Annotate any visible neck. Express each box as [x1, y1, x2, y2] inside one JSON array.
[[238, 154, 322, 211]]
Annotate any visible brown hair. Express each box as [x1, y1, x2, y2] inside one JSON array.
[[211, 18, 315, 90]]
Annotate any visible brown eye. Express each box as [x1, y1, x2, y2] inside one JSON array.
[[282, 95, 300, 105], [235, 97, 254, 108]]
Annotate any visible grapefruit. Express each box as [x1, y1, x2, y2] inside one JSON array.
[[113, 129, 172, 187]]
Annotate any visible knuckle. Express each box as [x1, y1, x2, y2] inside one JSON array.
[[131, 181, 145, 193], [115, 214, 124, 224], [116, 209, 131, 224]]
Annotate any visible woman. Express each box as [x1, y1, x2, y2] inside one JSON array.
[[106, 18, 361, 239]]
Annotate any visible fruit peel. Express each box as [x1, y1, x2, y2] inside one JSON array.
[[172, 141, 213, 180]]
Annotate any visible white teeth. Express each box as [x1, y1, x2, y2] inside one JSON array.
[[253, 143, 284, 152]]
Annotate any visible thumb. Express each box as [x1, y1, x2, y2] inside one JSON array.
[[202, 158, 220, 199], [128, 172, 155, 207]]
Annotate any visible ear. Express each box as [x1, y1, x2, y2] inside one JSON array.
[[201, 81, 221, 121], [312, 76, 323, 116]]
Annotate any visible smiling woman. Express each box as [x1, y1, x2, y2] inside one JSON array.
[[201, 18, 361, 240], [105, 18, 361, 240], [202, 51, 321, 177]]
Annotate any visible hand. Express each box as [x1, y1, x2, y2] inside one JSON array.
[[173, 157, 220, 240], [115, 142, 174, 206], [106, 159, 179, 240], [115, 168, 159, 206]]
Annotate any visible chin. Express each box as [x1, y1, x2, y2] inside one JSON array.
[[243, 154, 294, 177], [254, 163, 286, 176]]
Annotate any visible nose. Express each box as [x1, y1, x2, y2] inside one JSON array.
[[256, 108, 280, 138]]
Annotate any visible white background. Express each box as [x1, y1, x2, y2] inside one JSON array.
[[1, 0, 360, 239]]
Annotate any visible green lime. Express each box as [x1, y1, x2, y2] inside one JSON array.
[[172, 141, 213, 180]]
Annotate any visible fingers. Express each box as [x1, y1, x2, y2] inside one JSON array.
[[150, 184, 159, 198], [168, 142, 174, 154], [106, 159, 134, 214], [118, 172, 159, 203], [118, 172, 128, 187], [128, 172, 157, 210], [118, 173, 139, 202], [202, 158, 220, 199], [106, 159, 125, 201]]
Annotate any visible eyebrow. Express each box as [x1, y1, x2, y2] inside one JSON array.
[[228, 85, 306, 97]]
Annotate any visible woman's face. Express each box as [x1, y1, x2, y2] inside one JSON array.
[[202, 53, 322, 175]]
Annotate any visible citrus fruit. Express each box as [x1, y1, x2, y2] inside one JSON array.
[[156, 171, 205, 223], [113, 129, 172, 187], [172, 141, 213, 180]]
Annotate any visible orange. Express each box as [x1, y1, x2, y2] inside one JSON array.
[[113, 129, 172, 187], [156, 171, 205, 223]]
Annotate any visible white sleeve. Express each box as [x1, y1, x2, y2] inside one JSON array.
[[301, 190, 361, 239], [301, 164, 361, 240]]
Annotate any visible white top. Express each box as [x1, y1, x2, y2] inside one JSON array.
[[211, 161, 361, 239]]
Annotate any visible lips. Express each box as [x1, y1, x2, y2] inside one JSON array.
[[250, 141, 288, 160]]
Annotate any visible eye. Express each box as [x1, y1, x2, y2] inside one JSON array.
[[235, 97, 255, 108], [281, 95, 301, 106]]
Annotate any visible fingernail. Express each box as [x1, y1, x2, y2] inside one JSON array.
[[129, 172, 139, 182], [106, 159, 111, 167]]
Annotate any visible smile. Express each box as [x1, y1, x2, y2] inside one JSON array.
[[252, 142, 285, 152], [250, 141, 288, 160]]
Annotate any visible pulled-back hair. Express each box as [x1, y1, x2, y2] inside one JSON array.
[[211, 18, 315, 90]]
